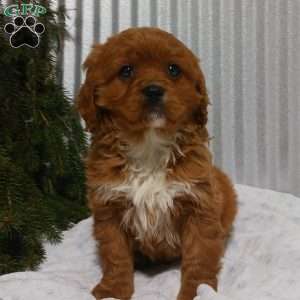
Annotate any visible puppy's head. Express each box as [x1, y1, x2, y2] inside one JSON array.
[[77, 27, 208, 136]]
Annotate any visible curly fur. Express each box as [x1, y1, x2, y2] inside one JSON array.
[[76, 27, 237, 300]]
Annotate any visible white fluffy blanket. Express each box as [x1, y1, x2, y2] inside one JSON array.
[[1, 185, 300, 300]]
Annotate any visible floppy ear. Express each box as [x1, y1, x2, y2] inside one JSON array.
[[76, 81, 97, 132], [76, 44, 103, 132], [194, 65, 209, 127]]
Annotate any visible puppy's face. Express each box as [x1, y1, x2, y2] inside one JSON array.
[[77, 28, 208, 136]]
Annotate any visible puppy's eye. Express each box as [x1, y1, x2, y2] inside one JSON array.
[[119, 65, 134, 79], [168, 64, 181, 78]]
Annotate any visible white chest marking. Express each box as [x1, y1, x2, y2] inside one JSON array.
[[119, 166, 190, 246], [98, 130, 193, 246]]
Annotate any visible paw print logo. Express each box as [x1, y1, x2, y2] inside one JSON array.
[[4, 16, 45, 48]]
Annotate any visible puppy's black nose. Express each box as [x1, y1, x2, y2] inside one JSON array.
[[142, 84, 165, 100]]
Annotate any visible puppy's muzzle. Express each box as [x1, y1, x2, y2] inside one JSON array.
[[142, 84, 165, 105]]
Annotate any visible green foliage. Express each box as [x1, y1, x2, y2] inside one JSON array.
[[0, 1, 88, 274]]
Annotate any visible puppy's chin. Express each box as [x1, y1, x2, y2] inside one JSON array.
[[147, 111, 166, 128]]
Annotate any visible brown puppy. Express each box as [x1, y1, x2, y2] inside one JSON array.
[[77, 27, 237, 300]]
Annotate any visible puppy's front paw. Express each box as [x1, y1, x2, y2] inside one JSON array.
[[176, 291, 196, 300], [177, 281, 218, 300], [92, 282, 133, 300], [92, 283, 114, 299], [176, 285, 197, 300]]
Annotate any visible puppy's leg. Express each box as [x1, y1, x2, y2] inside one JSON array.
[[177, 216, 225, 300], [92, 217, 134, 300]]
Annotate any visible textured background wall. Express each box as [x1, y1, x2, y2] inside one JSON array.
[[58, 0, 300, 196], [7, 0, 299, 195]]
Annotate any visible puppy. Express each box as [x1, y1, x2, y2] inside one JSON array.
[[77, 27, 237, 300]]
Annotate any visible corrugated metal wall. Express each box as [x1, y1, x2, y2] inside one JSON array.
[[60, 0, 300, 196], [5, 0, 300, 196]]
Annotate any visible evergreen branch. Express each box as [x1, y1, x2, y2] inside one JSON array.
[[0, 0, 88, 274], [39, 110, 49, 126]]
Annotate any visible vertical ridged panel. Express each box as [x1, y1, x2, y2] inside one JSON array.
[[111, 0, 119, 34], [242, 0, 258, 185], [58, 0, 300, 196], [137, 0, 150, 27], [177, 0, 188, 45], [81, 0, 94, 71], [256, 0, 267, 187], [100, 0, 113, 43], [93, 0, 101, 42], [73, 0, 83, 94], [169, 0, 178, 36], [157, 0, 171, 32], [63, 0, 76, 98], [265, 0, 280, 190], [150, 0, 158, 27], [211, 0, 222, 169], [118, 0, 131, 32], [219, 0, 236, 179], [198, 0, 214, 139], [131, 0, 138, 27], [287, 0, 300, 195], [278, 0, 289, 192], [233, 0, 244, 182], [189, 0, 199, 55]]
